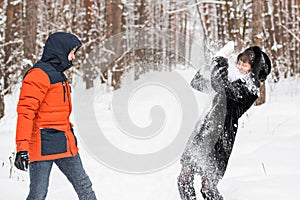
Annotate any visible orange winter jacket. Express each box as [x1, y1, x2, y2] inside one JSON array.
[[16, 32, 82, 162]]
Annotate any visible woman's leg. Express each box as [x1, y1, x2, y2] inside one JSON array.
[[27, 160, 54, 200], [200, 140, 229, 200], [200, 175, 223, 200], [177, 165, 197, 200], [55, 154, 97, 200]]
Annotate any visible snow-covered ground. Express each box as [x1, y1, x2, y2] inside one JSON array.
[[1, 68, 300, 200]]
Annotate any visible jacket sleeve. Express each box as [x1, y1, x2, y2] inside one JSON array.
[[16, 68, 50, 152], [190, 69, 210, 93], [222, 79, 258, 104], [210, 56, 259, 104]]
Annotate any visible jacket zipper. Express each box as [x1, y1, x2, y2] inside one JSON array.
[[62, 82, 66, 102]]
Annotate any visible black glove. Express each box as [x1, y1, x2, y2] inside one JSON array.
[[211, 57, 228, 80], [212, 65, 228, 82], [14, 151, 29, 171], [211, 57, 229, 91], [212, 56, 228, 68]]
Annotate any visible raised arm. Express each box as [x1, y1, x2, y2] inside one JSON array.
[[190, 68, 210, 93], [211, 56, 259, 103]]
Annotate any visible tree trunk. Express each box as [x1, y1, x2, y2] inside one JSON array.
[[0, 0, 4, 118], [102, 0, 123, 88], [225, 0, 233, 40], [216, 4, 224, 45], [203, 3, 211, 39], [252, 0, 266, 105], [241, 0, 247, 42], [4, 0, 22, 94], [137, 0, 147, 25], [0, 92, 4, 119], [287, 0, 295, 75], [83, 0, 94, 89], [195, 0, 208, 38], [296, 0, 300, 74], [23, 0, 38, 70], [264, 0, 279, 82], [232, 0, 242, 50]]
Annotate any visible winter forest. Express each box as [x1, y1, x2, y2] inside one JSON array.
[[1, 1, 300, 199], [0, 0, 299, 119]]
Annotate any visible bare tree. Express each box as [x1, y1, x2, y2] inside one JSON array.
[[1, 0, 300, 120], [102, 0, 123, 87], [23, 0, 38, 70], [82, 0, 94, 89], [252, 0, 267, 106], [216, 3, 225, 45], [0, 0, 5, 119], [286, 0, 298, 75], [231, 0, 242, 50], [263, 0, 279, 82], [3, 0, 23, 94], [296, 0, 300, 73]]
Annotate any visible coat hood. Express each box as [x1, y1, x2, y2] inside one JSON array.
[[243, 46, 271, 82], [41, 32, 82, 72]]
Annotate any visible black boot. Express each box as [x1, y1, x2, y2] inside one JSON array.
[[178, 181, 197, 200], [200, 177, 224, 200], [178, 167, 197, 200]]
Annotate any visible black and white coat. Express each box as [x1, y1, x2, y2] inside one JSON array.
[[180, 56, 260, 180]]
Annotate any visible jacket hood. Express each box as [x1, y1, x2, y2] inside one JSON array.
[[243, 46, 271, 82], [41, 32, 82, 72]]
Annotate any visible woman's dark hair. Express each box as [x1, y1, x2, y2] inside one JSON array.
[[237, 52, 252, 65], [237, 46, 271, 82]]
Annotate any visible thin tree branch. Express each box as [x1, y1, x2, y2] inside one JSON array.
[[167, 0, 232, 14], [280, 24, 300, 42]]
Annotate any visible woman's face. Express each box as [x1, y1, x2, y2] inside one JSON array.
[[237, 60, 252, 74]]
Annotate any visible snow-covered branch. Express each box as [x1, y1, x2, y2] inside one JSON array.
[[167, 1, 232, 14], [0, 39, 23, 48], [280, 24, 300, 42]]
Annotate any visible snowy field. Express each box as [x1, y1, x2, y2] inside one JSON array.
[[1, 68, 300, 200]]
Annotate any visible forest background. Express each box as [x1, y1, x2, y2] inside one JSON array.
[[0, 0, 299, 119]]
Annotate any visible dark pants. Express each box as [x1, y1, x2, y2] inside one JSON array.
[[27, 154, 97, 200], [178, 139, 229, 200]]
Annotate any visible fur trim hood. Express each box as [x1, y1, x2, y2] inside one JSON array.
[[243, 46, 271, 82]]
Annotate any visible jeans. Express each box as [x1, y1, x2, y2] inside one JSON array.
[[27, 154, 97, 200]]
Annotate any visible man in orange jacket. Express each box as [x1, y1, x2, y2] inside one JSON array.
[[14, 32, 97, 200]]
